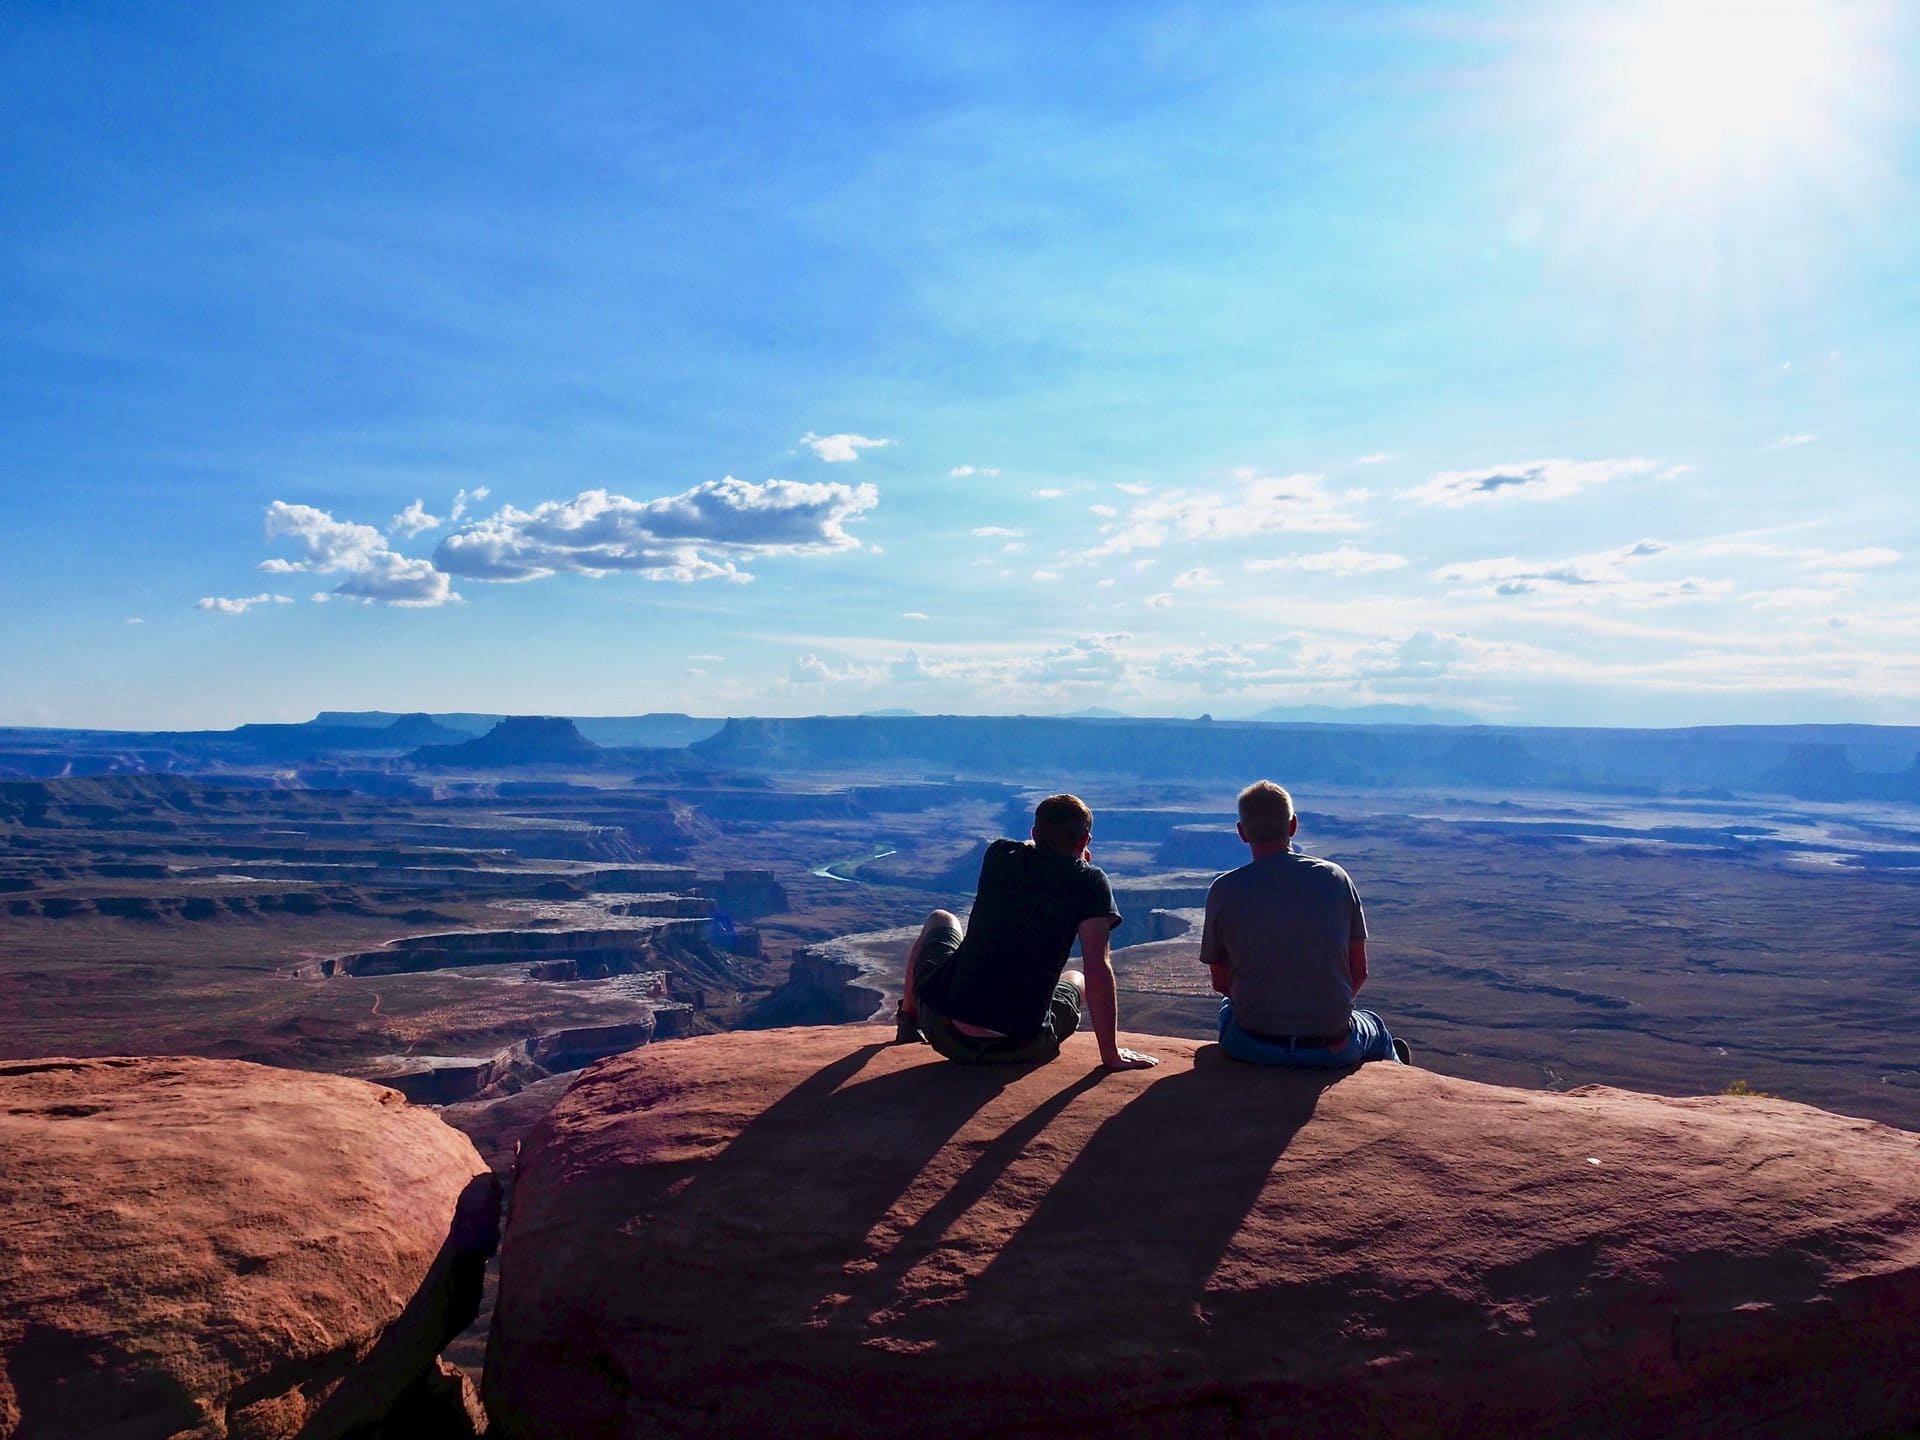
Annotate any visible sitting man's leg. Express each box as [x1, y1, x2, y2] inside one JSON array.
[[895, 910, 961, 1044], [1218, 999, 1404, 1068], [949, 968, 1083, 1066]]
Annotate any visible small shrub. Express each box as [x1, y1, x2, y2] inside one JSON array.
[[1722, 1079, 1777, 1099]]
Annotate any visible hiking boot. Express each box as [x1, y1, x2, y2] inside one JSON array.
[[893, 1006, 926, 1045], [1392, 1037, 1413, 1066]]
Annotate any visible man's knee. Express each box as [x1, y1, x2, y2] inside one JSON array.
[[1058, 968, 1085, 997], [923, 909, 960, 934]]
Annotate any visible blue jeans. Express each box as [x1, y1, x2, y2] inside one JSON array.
[[1218, 999, 1403, 1068]]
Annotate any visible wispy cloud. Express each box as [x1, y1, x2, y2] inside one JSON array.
[[449, 486, 490, 522], [197, 592, 293, 615], [803, 431, 891, 462], [1091, 470, 1365, 557], [1434, 538, 1728, 605], [949, 464, 1000, 478], [1173, 567, 1217, 588], [389, 498, 442, 537], [972, 525, 1024, 538], [1249, 545, 1409, 577], [1402, 457, 1657, 508], [1760, 433, 1818, 450]]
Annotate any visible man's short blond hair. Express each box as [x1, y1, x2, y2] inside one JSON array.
[[1237, 780, 1295, 845]]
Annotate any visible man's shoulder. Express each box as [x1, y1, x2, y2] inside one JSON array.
[[1214, 852, 1358, 893]]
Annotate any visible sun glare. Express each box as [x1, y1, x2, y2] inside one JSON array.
[[1587, 0, 1855, 179]]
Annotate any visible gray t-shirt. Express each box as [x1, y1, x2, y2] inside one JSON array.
[[1198, 850, 1367, 1036]]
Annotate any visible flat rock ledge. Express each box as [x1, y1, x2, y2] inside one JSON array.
[[0, 1056, 499, 1440], [488, 1027, 1920, 1440]]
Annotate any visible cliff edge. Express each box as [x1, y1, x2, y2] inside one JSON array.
[[0, 1056, 499, 1440], [487, 1027, 1920, 1439]]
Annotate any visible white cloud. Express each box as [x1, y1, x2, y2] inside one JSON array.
[[261, 502, 456, 607], [390, 499, 442, 537], [1002, 541, 1027, 554], [434, 478, 877, 584], [1147, 592, 1174, 609], [124, 617, 144, 625], [449, 486, 490, 522], [901, 611, 929, 620], [1173, 567, 1217, 588], [1034, 569, 1063, 582], [803, 431, 891, 463], [262, 502, 385, 573], [1034, 634, 1133, 685], [1250, 546, 1409, 577], [1091, 471, 1366, 557], [1152, 637, 1309, 691], [1354, 452, 1396, 466], [1761, 433, 1818, 450], [1813, 547, 1900, 570], [1114, 482, 1152, 496], [1403, 458, 1657, 508], [1035, 488, 1064, 499], [1089, 503, 1119, 518], [687, 653, 724, 663], [788, 651, 882, 685], [949, 464, 1001, 478], [1434, 538, 1729, 606], [197, 593, 293, 615], [973, 525, 1024, 538]]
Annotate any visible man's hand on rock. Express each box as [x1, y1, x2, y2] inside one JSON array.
[[1101, 1047, 1159, 1071]]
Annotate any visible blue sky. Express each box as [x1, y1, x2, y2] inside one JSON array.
[[4, 1, 1916, 728]]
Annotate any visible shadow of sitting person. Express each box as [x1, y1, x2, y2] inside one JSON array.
[[876, 1045, 1353, 1407]]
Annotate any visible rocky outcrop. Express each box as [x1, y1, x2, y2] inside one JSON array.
[[408, 716, 603, 769], [0, 1055, 499, 1440], [486, 1028, 1920, 1440]]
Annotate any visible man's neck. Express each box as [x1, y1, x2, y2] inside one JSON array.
[[1247, 839, 1292, 860]]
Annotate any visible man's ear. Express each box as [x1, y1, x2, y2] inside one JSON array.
[[1236, 821, 1249, 843], [1288, 815, 1299, 838], [1030, 825, 1041, 846]]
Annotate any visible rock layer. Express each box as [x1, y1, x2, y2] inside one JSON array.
[[488, 1027, 1920, 1440], [0, 1056, 498, 1440]]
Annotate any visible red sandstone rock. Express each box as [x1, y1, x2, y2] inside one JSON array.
[[0, 1056, 498, 1440], [487, 1027, 1920, 1439]]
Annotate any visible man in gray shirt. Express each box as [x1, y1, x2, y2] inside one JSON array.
[[1200, 780, 1407, 1067]]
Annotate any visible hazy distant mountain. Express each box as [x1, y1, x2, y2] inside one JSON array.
[[1057, 707, 1133, 719], [229, 713, 473, 755], [1240, 703, 1482, 726], [408, 716, 603, 768], [310, 711, 722, 747], [860, 708, 921, 718]]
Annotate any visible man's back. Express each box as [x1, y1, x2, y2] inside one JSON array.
[[1201, 851, 1364, 1036], [919, 838, 1119, 1039]]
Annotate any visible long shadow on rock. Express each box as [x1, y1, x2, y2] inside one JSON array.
[[608, 1043, 1031, 1338], [895, 1047, 1350, 1402], [814, 1066, 1111, 1337]]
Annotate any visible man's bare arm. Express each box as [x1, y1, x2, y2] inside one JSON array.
[[1079, 917, 1158, 1070], [1349, 936, 1369, 995]]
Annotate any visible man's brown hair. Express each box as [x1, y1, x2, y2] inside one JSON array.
[[1032, 793, 1094, 856], [1236, 780, 1295, 845]]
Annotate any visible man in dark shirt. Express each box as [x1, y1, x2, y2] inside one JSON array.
[[1202, 780, 1408, 1068], [895, 794, 1158, 1071]]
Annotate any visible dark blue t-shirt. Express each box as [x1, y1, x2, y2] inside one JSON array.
[[919, 838, 1122, 1039]]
